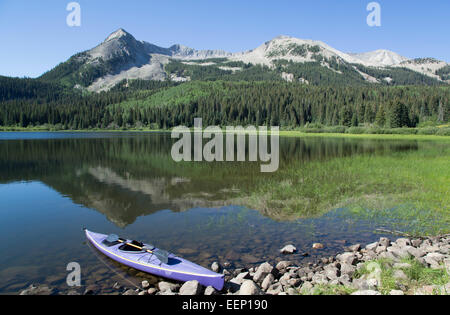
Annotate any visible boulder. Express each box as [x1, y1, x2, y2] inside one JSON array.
[[395, 238, 411, 247], [211, 262, 221, 273], [365, 242, 378, 251], [312, 243, 324, 249], [379, 237, 390, 247], [340, 263, 356, 276], [279, 273, 292, 286], [336, 252, 357, 265], [253, 262, 274, 283], [158, 281, 180, 292], [179, 280, 202, 295], [324, 265, 339, 280], [147, 288, 157, 295], [347, 244, 361, 252], [406, 247, 426, 258], [280, 244, 297, 254], [204, 286, 217, 295], [266, 283, 283, 295], [261, 273, 274, 291], [231, 271, 251, 285], [276, 261, 293, 271], [311, 273, 328, 285], [239, 280, 262, 295]]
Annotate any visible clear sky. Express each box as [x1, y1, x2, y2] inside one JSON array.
[[1, 0, 449, 78]]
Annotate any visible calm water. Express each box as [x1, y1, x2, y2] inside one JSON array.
[[0, 132, 436, 294]]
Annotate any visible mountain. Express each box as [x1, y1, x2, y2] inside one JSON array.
[[39, 29, 449, 91], [349, 50, 409, 66]]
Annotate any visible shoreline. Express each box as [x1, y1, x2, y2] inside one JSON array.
[[1, 128, 450, 141], [20, 235, 450, 296]]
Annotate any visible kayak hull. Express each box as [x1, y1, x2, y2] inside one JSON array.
[[85, 230, 224, 290]]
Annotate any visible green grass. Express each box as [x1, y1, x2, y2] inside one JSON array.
[[355, 257, 449, 295], [308, 284, 356, 295]]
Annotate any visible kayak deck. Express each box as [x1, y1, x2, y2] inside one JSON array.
[[85, 230, 224, 290]]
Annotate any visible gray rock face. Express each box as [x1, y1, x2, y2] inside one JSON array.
[[395, 238, 411, 247], [239, 280, 262, 295], [406, 247, 426, 258], [390, 290, 405, 295], [279, 273, 292, 286], [366, 242, 378, 251], [204, 286, 217, 295], [340, 263, 356, 276], [387, 246, 410, 259], [230, 271, 251, 285], [347, 244, 361, 252], [311, 273, 328, 285], [324, 265, 339, 280], [411, 239, 423, 247], [337, 252, 357, 265], [261, 273, 274, 291], [158, 281, 180, 292], [379, 237, 391, 247], [179, 280, 202, 295], [266, 283, 283, 295], [253, 262, 274, 283], [352, 278, 371, 291], [276, 261, 293, 271]]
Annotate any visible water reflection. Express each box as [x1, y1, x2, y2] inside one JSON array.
[[0, 133, 421, 227]]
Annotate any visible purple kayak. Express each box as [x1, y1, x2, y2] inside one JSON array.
[[85, 230, 224, 290]]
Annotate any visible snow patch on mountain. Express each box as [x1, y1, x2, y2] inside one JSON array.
[[349, 50, 409, 66]]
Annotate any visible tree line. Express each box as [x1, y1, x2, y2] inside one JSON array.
[[0, 78, 448, 130]]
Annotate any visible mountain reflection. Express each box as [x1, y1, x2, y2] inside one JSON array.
[[0, 133, 419, 227]]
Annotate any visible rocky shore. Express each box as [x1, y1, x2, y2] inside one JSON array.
[[20, 235, 450, 296]]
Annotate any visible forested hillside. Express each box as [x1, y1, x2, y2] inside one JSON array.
[[1, 77, 448, 131]]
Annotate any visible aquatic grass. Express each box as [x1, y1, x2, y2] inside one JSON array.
[[240, 142, 450, 234], [279, 130, 450, 141]]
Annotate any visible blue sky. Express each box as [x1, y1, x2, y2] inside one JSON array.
[[1, 0, 449, 78]]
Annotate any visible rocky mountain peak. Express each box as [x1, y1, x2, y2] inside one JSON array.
[[104, 28, 135, 43]]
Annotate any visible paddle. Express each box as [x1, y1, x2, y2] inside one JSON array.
[[107, 234, 170, 264]]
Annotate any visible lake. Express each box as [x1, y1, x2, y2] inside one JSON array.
[[0, 132, 448, 294]]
